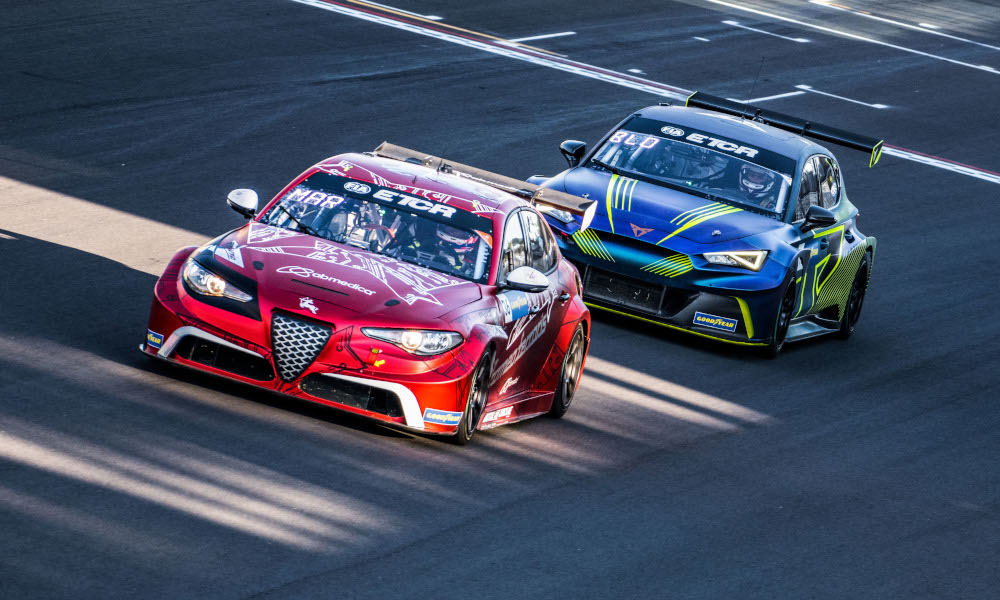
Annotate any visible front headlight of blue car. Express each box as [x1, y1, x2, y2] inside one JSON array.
[[362, 328, 464, 356], [703, 250, 769, 271], [182, 259, 253, 302]]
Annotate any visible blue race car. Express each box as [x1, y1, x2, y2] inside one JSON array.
[[532, 92, 883, 355]]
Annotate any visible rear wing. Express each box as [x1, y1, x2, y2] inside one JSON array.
[[372, 142, 597, 228], [685, 91, 884, 168]]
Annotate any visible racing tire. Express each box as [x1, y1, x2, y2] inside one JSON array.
[[765, 281, 796, 358], [837, 253, 870, 340], [451, 350, 492, 445], [547, 324, 586, 419]]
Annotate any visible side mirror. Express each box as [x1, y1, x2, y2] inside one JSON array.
[[504, 266, 550, 293], [227, 189, 259, 219], [802, 205, 836, 231], [559, 140, 587, 168]]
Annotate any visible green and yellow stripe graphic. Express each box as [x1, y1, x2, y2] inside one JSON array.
[[604, 174, 638, 233], [641, 254, 692, 278], [572, 228, 614, 262], [656, 202, 742, 246]]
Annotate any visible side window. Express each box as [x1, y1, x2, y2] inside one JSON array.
[[816, 156, 841, 208], [793, 158, 819, 222], [520, 210, 557, 273], [500, 211, 528, 279]]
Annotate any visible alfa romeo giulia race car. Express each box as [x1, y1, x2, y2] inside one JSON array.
[[534, 92, 883, 355], [141, 144, 595, 443]]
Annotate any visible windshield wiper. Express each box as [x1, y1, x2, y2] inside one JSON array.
[[273, 204, 322, 238], [590, 158, 623, 175]]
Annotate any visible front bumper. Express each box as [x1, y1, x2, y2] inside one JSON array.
[[143, 256, 474, 434], [561, 242, 785, 346]]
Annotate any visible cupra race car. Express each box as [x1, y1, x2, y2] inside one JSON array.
[[141, 143, 597, 443], [532, 92, 884, 355]]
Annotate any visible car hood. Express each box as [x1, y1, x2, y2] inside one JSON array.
[[209, 224, 482, 320], [557, 167, 783, 244]]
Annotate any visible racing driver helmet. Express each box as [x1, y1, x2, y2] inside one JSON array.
[[739, 163, 778, 201], [436, 224, 477, 255]]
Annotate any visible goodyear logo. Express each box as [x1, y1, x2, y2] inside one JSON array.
[[423, 408, 463, 426], [498, 291, 531, 323], [146, 329, 164, 349], [693, 312, 738, 333]]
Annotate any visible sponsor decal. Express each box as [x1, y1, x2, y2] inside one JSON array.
[[247, 223, 300, 245], [661, 125, 685, 137], [283, 187, 347, 209], [299, 296, 318, 314], [422, 408, 463, 426], [215, 245, 244, 268], [499, 377, 519, 397], [498, 291, 531, 323], [630, 223, 653, 237], [482, 406, 513, 424], [277, 265, 376, 296], [258, 240, 465, 306], [684, 132, 759, 158], [146, 329, 164, 349], [693, 312, 738, 332], [343, 181, 372, 194]]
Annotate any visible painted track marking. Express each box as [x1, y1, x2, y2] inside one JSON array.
[[704, 0, 1000, 75], [809, 0, 1000, 52], [290, 0, 1000, 185], [359, 0, 441, 20], [728, 90, 806, 103], [722, 20, 809, 43], [795, 84, 889, 109], [509, 31, 576, 43]]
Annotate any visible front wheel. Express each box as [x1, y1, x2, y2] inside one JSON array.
[[451, 350, 492, 445], [837, 253, 870, 339], [765, 281, 796, 358], [548, 325, 586, 418]]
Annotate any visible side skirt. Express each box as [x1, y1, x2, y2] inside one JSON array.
[[786, 315, 840, 343]]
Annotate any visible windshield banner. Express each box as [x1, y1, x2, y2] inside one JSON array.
[[288, 172, 494, 234], [622, 117, 797, 175]]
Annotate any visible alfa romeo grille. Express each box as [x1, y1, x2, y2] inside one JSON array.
[[271, 313, 332, 382]]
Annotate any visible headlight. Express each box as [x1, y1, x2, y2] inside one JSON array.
[[182, 259, 253, 302], [362, 328, 464, 356], [703, 250, 769, 271], [536, 204, 575, 224]]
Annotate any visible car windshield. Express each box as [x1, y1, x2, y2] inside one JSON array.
[[260, 173, 494, 284], [590, 126, 794, 214]]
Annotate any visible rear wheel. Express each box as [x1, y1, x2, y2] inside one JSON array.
[[548, 325, 586, 418], [765, 281, 796, 358], [451, 350, 492, 445], [837, 254, 870, 339]]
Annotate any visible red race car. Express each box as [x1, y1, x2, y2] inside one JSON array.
[[142, 143, 596, 443]]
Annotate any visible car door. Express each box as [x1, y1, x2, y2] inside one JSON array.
[[490, 209, 556, 399], [790, 155, 848, 320]]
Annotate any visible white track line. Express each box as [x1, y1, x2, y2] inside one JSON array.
[[291, 0, 689, 100], [882, 147, 1000, 185], [795, 84, 889, 109], [728, 90, 806, 103], [809, 0, 1000, 52], [291, 0, 1000, 185], [723, 20, 809, 43], [508, 31, 575, 43], [705, 0, 999, 74], [359, 0, 441, 20]]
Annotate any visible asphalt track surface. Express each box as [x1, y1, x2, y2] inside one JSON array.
[[2, 1, 999, 598]]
